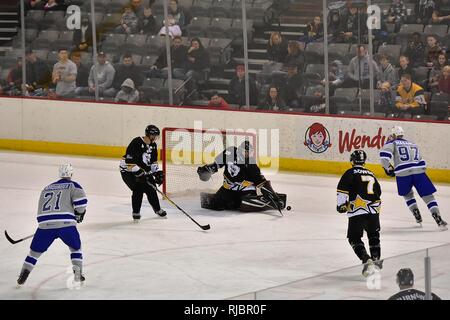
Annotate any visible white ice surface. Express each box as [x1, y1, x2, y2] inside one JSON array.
[[0, 151, 449, 300]]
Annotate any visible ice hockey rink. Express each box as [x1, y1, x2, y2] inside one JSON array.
[[0, 150, 449, 300]]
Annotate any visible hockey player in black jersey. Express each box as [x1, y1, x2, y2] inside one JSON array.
[[120, 125, 166, 221], [337, 150, 382, 277], [197, 141, 286, 212], [388, 268, 441, 300]]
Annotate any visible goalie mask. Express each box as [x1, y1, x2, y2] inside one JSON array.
[[237, 140, 254, 162]]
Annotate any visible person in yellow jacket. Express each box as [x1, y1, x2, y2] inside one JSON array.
[[395, 74, 427, 115]]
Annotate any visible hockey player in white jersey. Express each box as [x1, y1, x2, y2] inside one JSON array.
[[16, 164, 88, 286], [380, 126, 447, 230]]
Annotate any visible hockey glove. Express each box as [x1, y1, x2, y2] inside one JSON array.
[[153, 170, 164, 186], [75, 210, 86, 223], [337, 203, 348, 213], [384, 165, 395, 177]]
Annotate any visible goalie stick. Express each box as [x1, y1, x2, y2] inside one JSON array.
[[4, 230, 34, 245], [146, 180, 211, 231]]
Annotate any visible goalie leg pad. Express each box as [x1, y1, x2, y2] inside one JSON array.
[[240, 193, 287, 212]]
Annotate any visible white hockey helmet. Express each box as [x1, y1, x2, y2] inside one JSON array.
[[391, 126, 404, 138], [59, 163, 74, 178]]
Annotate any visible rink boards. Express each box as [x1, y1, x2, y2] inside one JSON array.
[[0, 97, 449, 183]]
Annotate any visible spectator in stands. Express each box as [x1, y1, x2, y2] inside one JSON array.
[[168, 0, 186, 30], [428, 52, 448, 91], [282, 64, 304, 109], [138, 7, 157, 35], [346, 45, 379, 88], [267, 32, 288, 63], [424, 35, 443, 67], [377, 54, 398, 88], [73, 17, 94, 52], [438, 65, 450, 94], [85, 52, 116, 97], [328, 10, 342, 42], [42, 0, 64, 11], [158, 14, 182, 38], [6, 57, 23, 95], [71, 51, 89, 97], [398, 55, 416, 82], [208, 91, 230, 109], [431, 1, 450, 24], [338, 5, 367, 43], [131, 0, 145, 20], [321, 60, 344, 95], [150, 36, 188, 79], [395, 74, 427, 115], [404, 32, 426, 67], [415, 0, 437, 24], [52, 48, 77, 98], [306, 85, 326, 113], [228, 64, 258, 107], [25, 48, 52, 95], [376, 81, 395, 113], [257, 85, 287, 111], [115, 6, 139, 34], [115, 78, 139, 103], [185, 38, 210, 84], [305, 16, 323, 43], [386, 0, 407, 32], [284, 41, 305, 72], [24, 0, 44, 11], [110, 53, 143, 97]]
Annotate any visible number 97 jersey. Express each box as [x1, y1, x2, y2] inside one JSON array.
[[380, 138, 426, 177], [337, 166, 382, 217]]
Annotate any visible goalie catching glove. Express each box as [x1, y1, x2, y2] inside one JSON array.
[[197, 163, 218, 181]]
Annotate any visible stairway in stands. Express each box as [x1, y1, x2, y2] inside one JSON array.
[[0, 0, 19, 52], [198, 1, 322, 106]]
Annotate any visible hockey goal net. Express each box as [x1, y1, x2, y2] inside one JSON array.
[[162, 127, 257, 196]]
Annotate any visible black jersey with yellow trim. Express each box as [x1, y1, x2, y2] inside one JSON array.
[[337, 166, 382, 216]]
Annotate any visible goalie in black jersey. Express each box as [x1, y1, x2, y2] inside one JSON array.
[[337, 150, 383, 277], [197, 141, 286, 212]]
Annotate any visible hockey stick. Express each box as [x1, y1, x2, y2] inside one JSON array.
[[4, 230, 34, 244], [146, 181, 211, 231]]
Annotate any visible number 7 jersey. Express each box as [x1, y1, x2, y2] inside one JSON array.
[[337, 166, 382, 217], [380, 138, 426, 177], [37, 178, 88, 229]]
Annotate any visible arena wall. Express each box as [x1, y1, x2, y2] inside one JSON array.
[[0, 97, 449, 183]]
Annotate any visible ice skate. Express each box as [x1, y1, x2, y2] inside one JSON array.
[[412, 208, 422, 226], [16, 269, 30, 287], [362, 259, 376, 277], [73, 266, 85, 284], [155, 209, 167, 217], [132, 212, 141, 222], [432, 213, 448, 231]]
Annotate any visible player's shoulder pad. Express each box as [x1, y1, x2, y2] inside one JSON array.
[[70, 180, 84, 190]]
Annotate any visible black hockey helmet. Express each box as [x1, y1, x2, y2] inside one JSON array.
[[145, 125, 160, 137], [350, 149, 367, 166], [396, 268, 414, 287]]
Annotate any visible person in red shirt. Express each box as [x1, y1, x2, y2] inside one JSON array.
[[208, 91, 230, 109]]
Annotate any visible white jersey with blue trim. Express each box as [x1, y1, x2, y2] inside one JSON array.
[[36, 178, 87, 229], [380, 138, 426, 177]]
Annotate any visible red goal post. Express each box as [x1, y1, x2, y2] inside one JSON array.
[[161, 127, 257, 196]]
